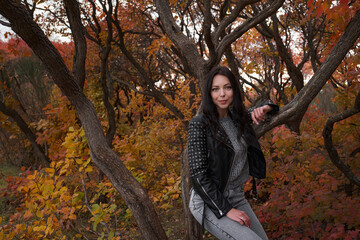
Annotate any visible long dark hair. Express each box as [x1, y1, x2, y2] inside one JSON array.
[[202, 66, 250, 138]]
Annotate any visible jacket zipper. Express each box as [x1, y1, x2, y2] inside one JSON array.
[[197, 178, 223, 216]]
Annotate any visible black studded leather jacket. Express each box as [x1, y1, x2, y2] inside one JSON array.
[[187, 100, 278, 219]]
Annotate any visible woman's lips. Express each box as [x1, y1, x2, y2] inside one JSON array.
[[218, 100, 227, 104]]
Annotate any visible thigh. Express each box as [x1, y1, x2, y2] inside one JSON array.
[[189, 196, 263, 240], [235, 201, 268, 240], [203, 209, 263, 240]]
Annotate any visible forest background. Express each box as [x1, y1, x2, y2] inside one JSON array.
[[0, 0, 359, 239]]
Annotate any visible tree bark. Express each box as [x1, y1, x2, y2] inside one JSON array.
[[0, 1, 168, 239]]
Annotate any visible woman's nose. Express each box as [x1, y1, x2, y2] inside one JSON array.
[[219, 88, 225, 96]]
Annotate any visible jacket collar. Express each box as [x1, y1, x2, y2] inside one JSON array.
[[213, 114, 235, 150], [212, 111, 254, 150]]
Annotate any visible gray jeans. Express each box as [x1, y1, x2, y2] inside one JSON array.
[[189, 188, 268, 240]]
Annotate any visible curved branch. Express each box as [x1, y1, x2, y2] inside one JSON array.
[[350, 147, 360, 158], [271, 14, 304, 92], [154, 0, 207, 86], [0, 101, 50, 166], [322, 89, 360, 187], [114, 78, 155, 97], [100, 0, 116, 148], [64, 0, 87, 89], [213, 0, 260, 42], [203, 0, 216, 61], [255, 10, 360, 137], [112, 11, 185, 121], [216, 0, 284, 60], [0, 19, 11, 27]]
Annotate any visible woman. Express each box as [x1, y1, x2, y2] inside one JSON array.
[[188, 66, 278, 240]]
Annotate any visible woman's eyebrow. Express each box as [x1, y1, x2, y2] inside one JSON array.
[[212, 83, 231, 87]]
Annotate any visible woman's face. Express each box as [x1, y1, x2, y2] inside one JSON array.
[[211, 74, 233, 117]]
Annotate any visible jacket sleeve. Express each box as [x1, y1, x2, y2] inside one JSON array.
[[248, 99, 279, 121], [188, 117, 233, 218]]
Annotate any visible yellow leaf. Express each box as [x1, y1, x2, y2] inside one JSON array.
[[33, 225, 46, 232], [36, 210, 43, 218], [160, 203, 172, 210], [27, 174, 35, 180], [42, 184, 54, 196], [85, 166, 93, 173], [17, 186, 28, 193], [45, 168, 55, 174], [61, 194, 71, 202], [79, 129, 85, 137], [172, 194, 179, 199], [24, 210, 33, 221], [45, 226, 54, 236]]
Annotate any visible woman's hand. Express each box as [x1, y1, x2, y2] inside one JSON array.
[[226, 208, 251, 227], [251, 105, 273, 125]]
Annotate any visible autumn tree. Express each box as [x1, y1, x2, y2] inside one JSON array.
[[0, 0, 168, 239], [151, 1, 360, 238], [0, 0, 359, 239]]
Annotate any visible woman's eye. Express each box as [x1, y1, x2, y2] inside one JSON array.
[[211, 88, 218, 91], [226, 86, 232, 90]]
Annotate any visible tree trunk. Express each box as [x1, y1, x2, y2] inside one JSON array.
[[181, 148, 203, 240], [0, 1, 168, 239]]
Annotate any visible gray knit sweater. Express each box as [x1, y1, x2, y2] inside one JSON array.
[[219, 117, 249, 190]]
